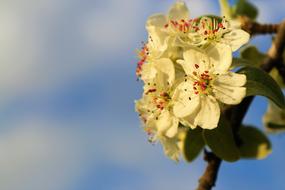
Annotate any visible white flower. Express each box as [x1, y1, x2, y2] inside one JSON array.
[[136, 60, 179, 138], [173, 47, 246, 129], [146, 2, 197, 49], [194, 16, 250, 51]]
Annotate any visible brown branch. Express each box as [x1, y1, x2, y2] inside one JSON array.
[[196, 150, 222, 190], [196, 19, 285, 190], [240, 16, 279, 35]]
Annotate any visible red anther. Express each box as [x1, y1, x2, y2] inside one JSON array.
[[181, 19, 185, 22], [145, 89, 157, 95], [204, 31, 208, 35], [164, 24, 169, 28], [195, 64, 199, 69], [205, 70, 209, 73], [195, 91, 199, 94]]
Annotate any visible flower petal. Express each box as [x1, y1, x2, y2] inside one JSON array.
[[141, 63, 157, 82], [154, 58, 175, 85], [205, 43, 232, 73], [146, 14, 167, 29], [159, 135, 180, 161], [224, 29, 250, 52], [156, 110, 178, 137], [194, 96, 220, 129], [213, 72, 246, 104], [213, 85, 246, 105], [172, 82, 200, 118], [214, 72, 246, 86], [179, 49, 210, 75], [168, 1, 189, 21], [146, 14, 169, 52]]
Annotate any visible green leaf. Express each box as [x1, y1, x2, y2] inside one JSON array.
[[203, 116, 240, 162], [240, 46, 266, 67], [238, 66, 285, 109], [182, 127, 205, 162], [270, 68, 285, 89], [231, 58, 254, 69], [238, 126, 272, 159], [232, 0, 258, 20], [263, 101, 285, 133]]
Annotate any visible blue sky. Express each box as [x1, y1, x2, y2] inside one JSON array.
[[0, 0, 284, 190]]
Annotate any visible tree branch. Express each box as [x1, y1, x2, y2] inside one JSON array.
[[196, 19, 285, 190], [240, 16, 279, 35], [196, 150, 222, 190]]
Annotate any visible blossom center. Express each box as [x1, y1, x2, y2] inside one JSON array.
[[164, 19, 199, 34], [199, 17, 228, 41], [193, 70, 213, 94]]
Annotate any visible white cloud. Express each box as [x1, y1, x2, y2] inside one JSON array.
[[0, 118, 87, 190], [80, 0, 145, 56]]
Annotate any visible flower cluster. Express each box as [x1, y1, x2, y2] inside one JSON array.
[[135, 2, 249, 161]]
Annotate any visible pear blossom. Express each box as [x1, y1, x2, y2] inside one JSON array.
[[173, 47, 246, 129], [146, 2, 199, 50], [136, 60, 179, 138], [135, 1, 250, 161], [194, 16, 250, 51]]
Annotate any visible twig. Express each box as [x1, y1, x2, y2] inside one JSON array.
[[195, 19, 285, 190], [240, 16, 279, 35], [196, 150, 222, 190]]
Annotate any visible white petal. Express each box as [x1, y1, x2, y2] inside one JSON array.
[[166, 120, 179, 138], [159, 135, 180, 161], [224, 29, 250, 52], [205, 43, 232, 73], [141, 63, 157, 82], [213, 86, 246, 105], [214, 72, 246, 86], [179, 49, 210, 75], [194, 96, 220, 129], [181, 108, 201, 129], [213, 72, 246, 104], [146, 14, 169, 52], [156, 110, 178, 138], [146, 14, 167, 29], [172, 82, 200, 117], [154, 58, 175, 84], [168, 1, 189, 21], [156, 110, 172, 132]]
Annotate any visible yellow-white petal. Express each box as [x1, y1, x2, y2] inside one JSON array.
[[146, 14, 167, 29], [214, 72, 246, 86], [172, 82, 200, 118], [156, 110, 178, 137], [166, 123, 179, 138], [179, 49, 210, 75], [224, 29, 250, 52], [205, 43, 232, 73], [213, 85, 246, 105], [159, 135, 180, 161], [155, 58, 175, 85], [141, 63, 157, 82], [168, 1, 189, 21], [194, 96, 220, 129]]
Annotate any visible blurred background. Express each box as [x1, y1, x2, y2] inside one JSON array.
[[0, 0, 284, 189]]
